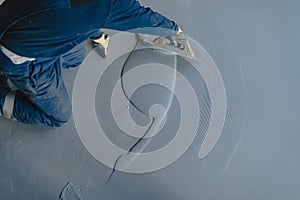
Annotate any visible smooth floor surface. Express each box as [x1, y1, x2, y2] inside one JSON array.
[[0, 0, 300, 199]]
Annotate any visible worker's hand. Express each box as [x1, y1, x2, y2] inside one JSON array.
[[165, 27, 185, 50], [92, 33, 110, 57]]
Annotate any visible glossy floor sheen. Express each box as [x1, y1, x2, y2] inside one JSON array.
[[0, 0, 300, 199]]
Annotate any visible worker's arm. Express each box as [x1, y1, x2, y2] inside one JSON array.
[[91, 0, 183, 57]]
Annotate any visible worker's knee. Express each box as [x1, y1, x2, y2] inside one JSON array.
[[47, 103, 72, 127], [61, 44, 86, 69], [61, 56, 84, 69], [6, 90, 72, 127], [49, 114, 71, 127], [19, 80, 72, 127]]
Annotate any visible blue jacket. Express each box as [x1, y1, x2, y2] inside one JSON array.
[[0, 0, 110, 58]]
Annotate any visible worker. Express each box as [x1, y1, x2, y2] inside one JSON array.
[[0, 0, 182, 127]]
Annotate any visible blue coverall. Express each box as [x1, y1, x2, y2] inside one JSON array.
[[0, 0, 179, 126]]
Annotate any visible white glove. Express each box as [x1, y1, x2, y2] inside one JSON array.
[[92, 33, 110, 57]]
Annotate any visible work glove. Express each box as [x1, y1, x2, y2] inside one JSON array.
[[178, 27, 183, 34], [165, 27, 184, 48], [92, 33, 110, 57]]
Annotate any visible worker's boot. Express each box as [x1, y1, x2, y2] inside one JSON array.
[[0, 74, 10, 97], [0, 74, 11, 116]]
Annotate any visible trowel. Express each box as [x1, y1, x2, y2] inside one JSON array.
[[140, 34, 202, 61]]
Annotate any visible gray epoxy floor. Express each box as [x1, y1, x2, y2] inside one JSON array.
[[1, 0, 300, 199]]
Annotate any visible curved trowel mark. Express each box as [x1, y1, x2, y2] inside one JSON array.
[[197, 54, 227, 159], [182, 37, 227, 159], [137, 34, 227, 160]]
